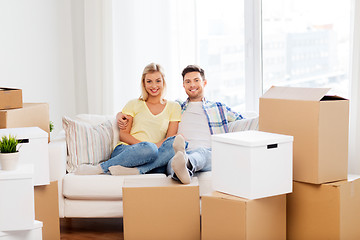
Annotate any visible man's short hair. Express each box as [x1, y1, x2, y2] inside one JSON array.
[[181, 65, 205, 80]]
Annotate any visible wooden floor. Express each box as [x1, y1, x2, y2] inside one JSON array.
[[60, 218, 124, 240]]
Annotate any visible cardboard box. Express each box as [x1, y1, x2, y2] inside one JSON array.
[[201, 191, 286, 240], [259, 86, 349, 184], [34, 181, 60, 240], [0, 127, 49, 186], [123, 177, 200, 240], [287, 176, 360, 240], [0, 88, 22, 110], [212, 130, 293, 199], [0, 103, 50, 142]]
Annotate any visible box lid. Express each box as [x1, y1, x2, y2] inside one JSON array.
[[261, 86, 330, 101], [212, 130, 293, 147], [0, 164, 33, 180], [326, 174, 360, 187], [0, 127, 47, 139]]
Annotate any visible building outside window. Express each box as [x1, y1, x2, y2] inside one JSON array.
[[262, 0, 351, 98]]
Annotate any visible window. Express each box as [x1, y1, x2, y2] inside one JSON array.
[[196, 0, 246, 112], [262, 0, 351, 98], [112, 0, 352, 113]]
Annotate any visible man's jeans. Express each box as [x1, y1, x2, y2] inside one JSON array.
[[101, 136, 175, 174], [167, 147, 212, 180]]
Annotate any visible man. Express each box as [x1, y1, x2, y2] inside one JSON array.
[[118, 65, 244, 184], [168, 65, 243, 184]]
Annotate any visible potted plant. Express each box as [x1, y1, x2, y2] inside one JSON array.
[[0, 135, 19, 171]]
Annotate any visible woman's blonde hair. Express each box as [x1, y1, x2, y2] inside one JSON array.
[[139, 63, 167, 103]]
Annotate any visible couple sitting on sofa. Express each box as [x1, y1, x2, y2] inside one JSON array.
[[76, 63, 244, 184]]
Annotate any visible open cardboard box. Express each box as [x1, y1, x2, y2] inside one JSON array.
[[259, 86, 349, 184]]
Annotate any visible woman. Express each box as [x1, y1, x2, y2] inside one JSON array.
[[75, 63, 181, 175]]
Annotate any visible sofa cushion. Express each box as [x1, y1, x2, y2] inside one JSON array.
[[62, 116, 114, 172], [63, 173, 167, 200]]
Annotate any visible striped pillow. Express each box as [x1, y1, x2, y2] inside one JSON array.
[[62, 116, 114, 173]]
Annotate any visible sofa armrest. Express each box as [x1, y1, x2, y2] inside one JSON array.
[[49, 131, 67, 181], [48, 130, 67, 218], [229, 113, 259, 132]]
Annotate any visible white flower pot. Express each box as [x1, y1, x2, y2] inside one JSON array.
[[0, 152, 19, 171]]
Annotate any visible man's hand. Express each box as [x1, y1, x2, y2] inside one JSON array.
[[116, 112, 130, 130]]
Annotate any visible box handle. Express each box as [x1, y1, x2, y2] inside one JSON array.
[[267, 143, 278, 149], [17, 139, 29, 144]]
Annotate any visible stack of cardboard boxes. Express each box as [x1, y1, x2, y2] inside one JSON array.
[[259, 86, 359, 239], [0, 87, 60, 240], [202, 130, 294, 240]]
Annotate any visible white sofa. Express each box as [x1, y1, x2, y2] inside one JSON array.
[[48, 113, 258, 218]]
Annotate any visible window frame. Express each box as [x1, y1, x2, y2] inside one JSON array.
[[244, 0, 263, 112]]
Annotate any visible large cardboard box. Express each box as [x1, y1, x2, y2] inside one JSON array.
[[259, 86, 349, 184], [0, 103, 50, 142], [0, 88, 22, 110], [123, 177, 200, 240], [201, 191, 286, 240], [34, 181, 60, 240], [287, 176, 360, 240], [0, 127, 49, 186], [212, 130, 293, 199]]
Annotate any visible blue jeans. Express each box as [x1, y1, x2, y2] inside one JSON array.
[[167, 147, 212, 180], [100, 136, 176, 174]]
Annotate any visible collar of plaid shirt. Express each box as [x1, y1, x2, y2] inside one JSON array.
[[178, 98, 243, 135]]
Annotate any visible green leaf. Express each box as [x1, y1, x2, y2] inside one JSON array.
[[0, 135, 19, 153]]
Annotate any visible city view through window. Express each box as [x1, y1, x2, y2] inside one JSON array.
[[262, 0, 351, 98], [196, 0, 246, 111], [196, 0, 351, 112]]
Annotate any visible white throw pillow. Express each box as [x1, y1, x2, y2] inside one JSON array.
[[74, 114, 119, 148], [62, 116, 114, 173]]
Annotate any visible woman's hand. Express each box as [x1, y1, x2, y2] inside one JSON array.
[[116, 112, 130, 130]]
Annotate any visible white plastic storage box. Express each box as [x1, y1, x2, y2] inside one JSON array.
[[212, 130, 293, 199], [0, 165, 35, 231], [0, 220, 43, 240], [0, 127, 49, 186]]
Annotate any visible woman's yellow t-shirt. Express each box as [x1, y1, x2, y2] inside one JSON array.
[[119, 99, 181, 145]]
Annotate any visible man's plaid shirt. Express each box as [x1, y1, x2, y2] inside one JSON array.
[[178, 98, 244, 135]]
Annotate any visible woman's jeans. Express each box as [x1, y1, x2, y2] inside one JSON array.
[[100, 136, 175, 174]]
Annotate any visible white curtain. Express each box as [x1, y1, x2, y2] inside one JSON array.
[[349, 0, 360, 174], [70, 0, 114, 115], [111, 0, 196, 113]]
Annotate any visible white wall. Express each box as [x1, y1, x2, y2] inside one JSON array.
[[112, 0, 196, 113], [0, 0, 76, 136]]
